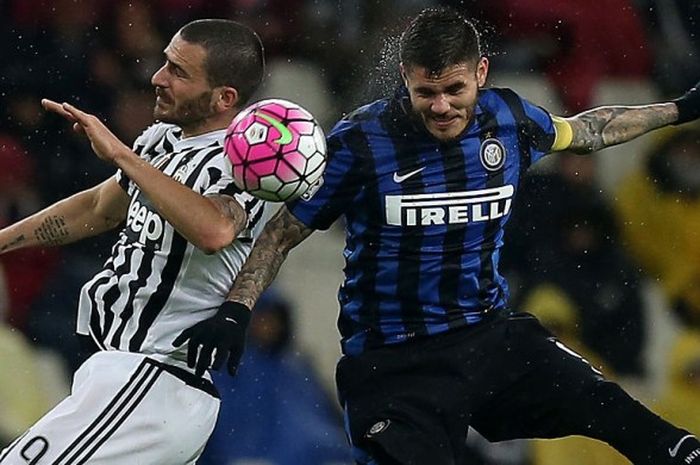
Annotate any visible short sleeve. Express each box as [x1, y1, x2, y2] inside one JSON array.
[[287, 123, 365, 230], [520, 99, 556, 165], [201, 156, 263, 231]]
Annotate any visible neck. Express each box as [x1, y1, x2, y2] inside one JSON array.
[[180, 110, 239, 138]]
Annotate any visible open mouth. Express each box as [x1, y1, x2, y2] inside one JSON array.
[[431, 116, 458, 128]]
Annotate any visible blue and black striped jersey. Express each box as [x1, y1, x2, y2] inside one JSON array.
[[288, 87, 556, 355]]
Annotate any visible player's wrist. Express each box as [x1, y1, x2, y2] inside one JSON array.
[[673, 82, 699, 125], [219, 301, 252, 326]]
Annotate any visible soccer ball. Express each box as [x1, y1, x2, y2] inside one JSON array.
[[224, 99, 327, 202]]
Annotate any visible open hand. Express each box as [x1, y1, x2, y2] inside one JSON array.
[[172, 301, 252, 377], [41, 99, 129, 164]]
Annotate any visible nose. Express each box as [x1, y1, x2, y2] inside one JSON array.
[[430, 94, 450, 115], [151, 64, 168, 87]]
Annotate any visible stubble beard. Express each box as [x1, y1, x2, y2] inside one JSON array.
[[154, 90, 216, 133]]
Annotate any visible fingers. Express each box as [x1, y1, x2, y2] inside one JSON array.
[[172, 328, 192, 347], [61, 102, 90, 122], [195, 344, 215, 377], [227, 346, 243, 376], [211, 347, 227, 371], [41, 98, 76, 121]]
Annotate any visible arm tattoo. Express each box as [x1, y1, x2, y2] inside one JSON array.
[[0, 234, 25, 253], [209, 194, 247, 226], [33, 215, 70, 246], [567, 103, 677, 153], [228, 206, 314, 309]]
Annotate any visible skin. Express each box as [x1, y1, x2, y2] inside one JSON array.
[[0, 32, 248, 256], [224, 61, 684, 311], [401, 57, 489, 141]]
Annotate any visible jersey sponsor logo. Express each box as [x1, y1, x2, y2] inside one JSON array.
[[393, 167, 425, 183], [480, 138, 506, 171], [127, 199, 165, 245], [385, 185, 514, 226]]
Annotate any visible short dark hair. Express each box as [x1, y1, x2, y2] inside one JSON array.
[[399, 7, 481, 75], [179, 19, 265, 107]]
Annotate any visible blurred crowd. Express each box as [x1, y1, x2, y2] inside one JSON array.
[[0, 0, 699, 464]]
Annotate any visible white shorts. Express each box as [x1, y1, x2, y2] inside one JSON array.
[[0, 351, 220, 465]]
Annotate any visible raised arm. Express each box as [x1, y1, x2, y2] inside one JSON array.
[[173, 205, 315, 376], [0, 178, 129, 254], [554, 80, 699, 154], [42, 99, 247, 253]]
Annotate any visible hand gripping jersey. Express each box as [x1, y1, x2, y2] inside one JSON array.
[[77, 123, 266, 365], [288, 87, 556, 355]]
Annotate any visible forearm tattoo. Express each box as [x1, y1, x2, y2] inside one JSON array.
[[228, 206, 313, 309], [568, 103, 677, 153], [33, 215, 69, 246], [209, 195, 246, 224], [0, 234, 25, 253]]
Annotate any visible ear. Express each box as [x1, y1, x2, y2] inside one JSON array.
[[399, 62, 409, 87], [476, 57, 489, 88], [215, 86, 239, 112]]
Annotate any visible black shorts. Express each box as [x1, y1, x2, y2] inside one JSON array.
[[335, 311, 608, 465]]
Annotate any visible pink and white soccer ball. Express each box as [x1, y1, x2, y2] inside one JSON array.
[[224, 99, 327, 202]]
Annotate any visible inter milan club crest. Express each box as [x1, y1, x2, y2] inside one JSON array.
[[366, 419, 391, 438], [479, 138, 506, 171]]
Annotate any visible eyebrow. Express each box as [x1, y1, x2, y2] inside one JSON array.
[[164, 52, 189, 77]]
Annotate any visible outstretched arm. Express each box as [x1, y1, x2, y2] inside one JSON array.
[[173, 205, 315, 376], [42, 99, 247, 253], [0, 178, 129, 254], [554, 80, 699, 154], [562, 103, 678, 154]]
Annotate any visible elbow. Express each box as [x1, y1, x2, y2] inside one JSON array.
[[195, 225, 238, 255]]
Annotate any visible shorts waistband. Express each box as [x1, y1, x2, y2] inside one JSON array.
[[145, 358, 219, 399]]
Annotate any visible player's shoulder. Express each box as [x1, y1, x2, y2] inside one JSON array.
[[477, 87, 526, 109], [328, 98, 391, 139], [134, 122, 180, 147]]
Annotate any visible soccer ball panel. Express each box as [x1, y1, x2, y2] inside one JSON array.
[[243, 122, 269, 145]]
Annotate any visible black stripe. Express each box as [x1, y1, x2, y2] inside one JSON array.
[[99, 246, 138, 344], [335, 126, 377, 349], [86, 274, 112, 344], [437, 140, 468, 329], [491, 88, 533, 176], [246, 201, 265, 229], [109, 248, 154, 348], [0, 431, 29, 463], [128, 149, 220, 351], [380, 109, 429, 340], [73, 367, 162, 465], [475, 105, 504, 310], [53, 361, 155, 464]]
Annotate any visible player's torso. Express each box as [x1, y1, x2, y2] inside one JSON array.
[[78, 126, 259, 359]]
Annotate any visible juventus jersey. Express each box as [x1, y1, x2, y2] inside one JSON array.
[[77, 123, 266, 365]]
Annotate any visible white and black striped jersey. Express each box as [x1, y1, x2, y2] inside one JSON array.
[[76, 123, 266, 367]]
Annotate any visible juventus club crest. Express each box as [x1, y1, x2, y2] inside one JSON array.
[[479, 138, 506, 171]]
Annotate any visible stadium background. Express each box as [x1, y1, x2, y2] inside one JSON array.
[[0, 0, 698, 464]]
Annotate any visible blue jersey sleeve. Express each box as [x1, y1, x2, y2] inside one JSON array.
[[287, 123, 365, 230], [519, 97, 556, 166]]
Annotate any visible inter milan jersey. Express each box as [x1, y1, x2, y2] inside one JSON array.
[[289, 87, 556, 355]]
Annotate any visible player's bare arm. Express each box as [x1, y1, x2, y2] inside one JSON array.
[[42, 98, 246, 253], [561, 103, 678, 153], [0, 178, 130, 254], [228, 205, 314, 309], [556, 79, 699, 154]]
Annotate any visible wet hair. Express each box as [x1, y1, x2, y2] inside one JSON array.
[[399, 7, 482, 75], [179, 19, 265, 107]]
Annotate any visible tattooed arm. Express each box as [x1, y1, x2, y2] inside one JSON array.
[[0, 178, 130, 254], [556, 103, 679, 154], [227, 205, 314, 309]]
